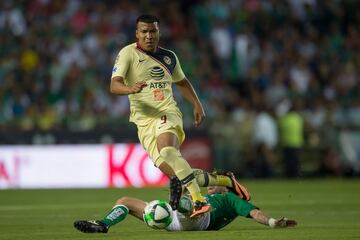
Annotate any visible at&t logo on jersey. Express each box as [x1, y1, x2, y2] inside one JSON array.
[[150, 66, 165, 80]]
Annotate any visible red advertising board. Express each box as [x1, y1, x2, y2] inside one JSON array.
[[181, 138, 212, 171]]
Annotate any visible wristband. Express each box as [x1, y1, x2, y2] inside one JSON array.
[[268, 218, 276, 228]]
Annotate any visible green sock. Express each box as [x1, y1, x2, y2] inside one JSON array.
[[100, 205, 129, 227]]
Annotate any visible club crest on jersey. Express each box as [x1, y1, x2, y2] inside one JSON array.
[[150, 66, 165, 80], [163, 56, 171, 65]]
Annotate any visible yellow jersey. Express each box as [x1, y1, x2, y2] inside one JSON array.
[[111, 43, 185, 126]]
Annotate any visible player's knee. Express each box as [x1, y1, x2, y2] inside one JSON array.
[[159, 146, 193, 181], [159, 146, 181, 161], [116, 196, 131, 205], [158, 146, 182, 169]]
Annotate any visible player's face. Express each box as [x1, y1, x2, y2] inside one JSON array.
[[207, 186, 228, 195], [136, 22, 160, 52]]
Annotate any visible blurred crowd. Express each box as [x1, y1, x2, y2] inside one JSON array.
[[0, 0, 359, 177]]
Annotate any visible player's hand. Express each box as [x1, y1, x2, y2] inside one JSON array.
[[129, 81, 147, 94], [274, 217, 297, 228], [193, 103, 205, 127]]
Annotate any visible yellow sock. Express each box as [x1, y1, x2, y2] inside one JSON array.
[[193, 169, 232, 187], [215, 175, 232, 187], [189, 187, 206, 202], [159, 147, 206, 203]]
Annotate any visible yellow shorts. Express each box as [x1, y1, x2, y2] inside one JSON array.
[[137, 110, 185, 167]]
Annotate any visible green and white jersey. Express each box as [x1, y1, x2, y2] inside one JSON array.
[[206, 192, 258, 230], [111, 43, 186, 126], [165, 194, 209, 231], [166, 192, 257, 231], [166, 210, 210, 231]]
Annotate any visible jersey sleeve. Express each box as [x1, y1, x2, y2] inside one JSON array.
[[111, 47, 131, 79], [172, 53, 186, 83], [226, 193, 258, 218]]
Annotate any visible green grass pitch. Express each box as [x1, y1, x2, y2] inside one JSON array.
[[0, 179, 359, 240]]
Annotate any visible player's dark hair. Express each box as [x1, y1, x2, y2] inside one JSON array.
[[136, 14, 160, 25]]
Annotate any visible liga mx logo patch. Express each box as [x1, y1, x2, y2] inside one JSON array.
[[150, 66, 165, 80]]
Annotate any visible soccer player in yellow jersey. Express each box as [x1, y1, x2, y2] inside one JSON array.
[[110, 14, 249, 218]]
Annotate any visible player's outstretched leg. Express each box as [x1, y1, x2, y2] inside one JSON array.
[[223, 171, 251, 201], [159, 146, 211, 218], [74, 204, 129, 233], [74, 220, 109, 233], [193, 169, 251, 201], [181, 172, 211, 218], [169, 175, 213, 217]]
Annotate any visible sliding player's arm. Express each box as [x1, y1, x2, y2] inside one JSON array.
[[249, 209, 297, 228]]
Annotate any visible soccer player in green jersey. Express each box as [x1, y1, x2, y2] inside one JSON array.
[[109, 14, 250, 218], [73, 185, 297, 233]]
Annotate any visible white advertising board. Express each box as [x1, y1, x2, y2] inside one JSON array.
[[0, 144, 167, 189]]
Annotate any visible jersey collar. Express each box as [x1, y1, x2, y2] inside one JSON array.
[[136, 42, 158, 54]]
